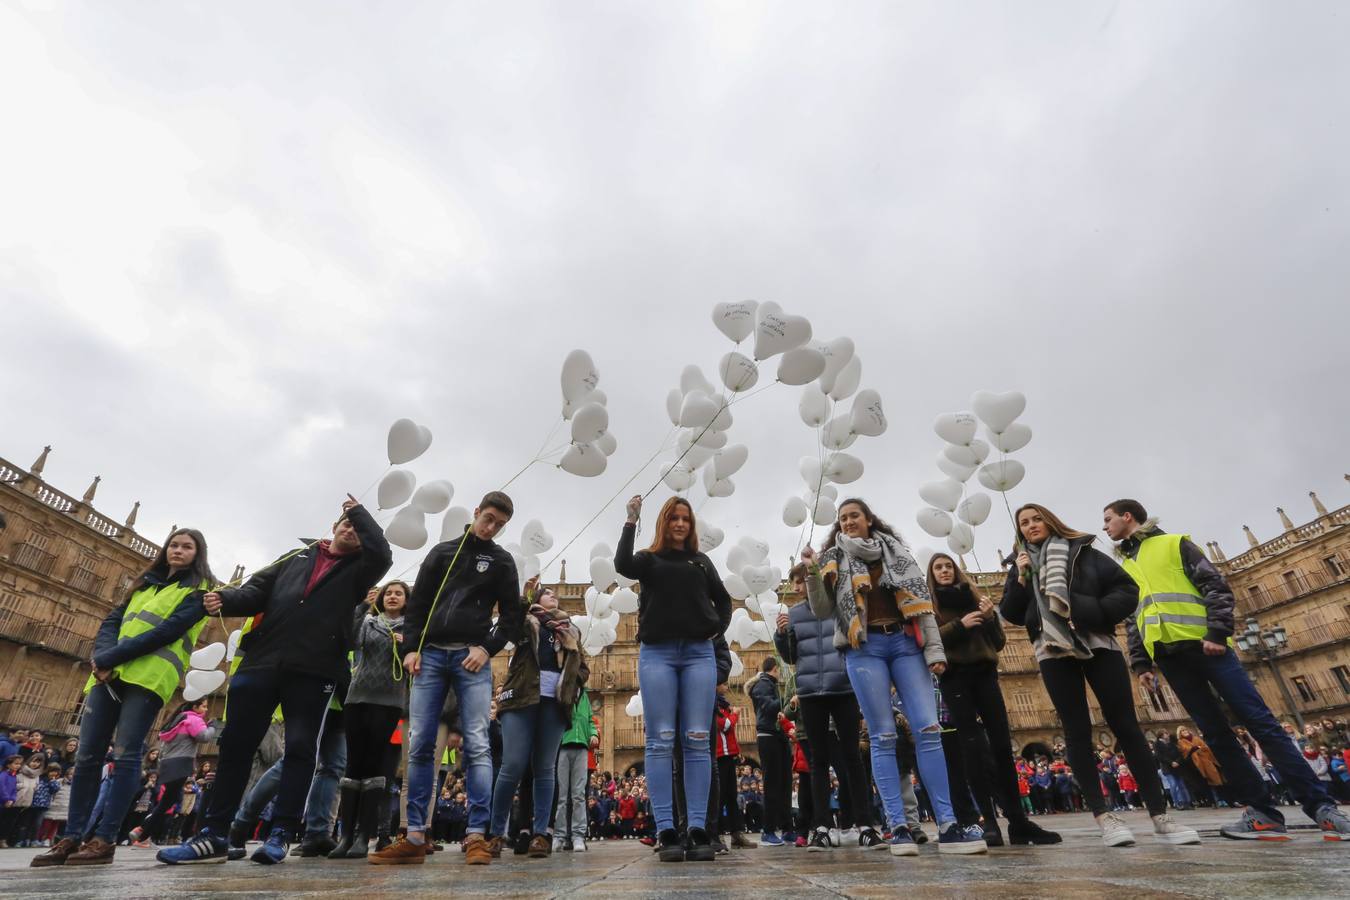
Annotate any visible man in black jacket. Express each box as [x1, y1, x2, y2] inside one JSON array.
[[158, 496, 391, 865], [371, 491, 519, 866], [748, 657, 792, 846]]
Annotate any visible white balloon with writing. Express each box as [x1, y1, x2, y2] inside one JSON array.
[[712, 300, 759, 343], [957, 494, 992, 527], [719, 351, 759, 392], [560, 442, 607, 477], [850, 389, 887, 437], [560, 350, 600, 404], [933, 412, 978, 447], [753, 301, 813, 361]]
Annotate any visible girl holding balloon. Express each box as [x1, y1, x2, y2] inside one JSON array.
[[802, 500, 987, 856], [616, 495, 733, 863]]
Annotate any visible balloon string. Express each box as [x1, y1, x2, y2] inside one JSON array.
[[804, 397, 834, 547], [728, 379, 781, 407], [501, 459, 539, 491], [356, 465, 393, 505]]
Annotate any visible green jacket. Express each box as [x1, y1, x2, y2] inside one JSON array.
[[561, 690, 596, 747]]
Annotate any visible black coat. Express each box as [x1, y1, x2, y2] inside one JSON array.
[[773, 601, 852, 697], [747, 673, 783, 735], [222, 504, 393, 684], [999, 536, 1139, 643], [404, 530, 521, 656]]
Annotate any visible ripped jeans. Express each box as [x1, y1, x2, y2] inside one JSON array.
[[639, 639, 716, 832], [844, 629, 956, 830]]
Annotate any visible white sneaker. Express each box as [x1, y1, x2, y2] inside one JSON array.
[[552, 835, 566, 853], [1097, 812, 1136, 847], [571, 836, 586, 852], [1151, 813, 1200, 845], [828, 827, 841, 847], [839, 827, 859, 846]]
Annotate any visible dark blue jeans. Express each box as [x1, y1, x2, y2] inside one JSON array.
[[1156, 647, 1334, 822], [64, 681, 164, 843]]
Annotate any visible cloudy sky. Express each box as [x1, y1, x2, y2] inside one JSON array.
[[4, 0, 1347, 588]]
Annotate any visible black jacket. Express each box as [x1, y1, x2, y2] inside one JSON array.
[[713, 634, 732, 686], [999, 536, 1139, 643], [774, 601, 851, 697], [221, 504, 392, 684], [747, 672, 783, 735], [615, 523, 732, 644], [404, 529, 521, 656]]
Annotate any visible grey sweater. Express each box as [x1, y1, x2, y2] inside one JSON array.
[[806, 570, 946, 668], [345, 612, 408, 708]]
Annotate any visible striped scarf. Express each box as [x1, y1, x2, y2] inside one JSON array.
[[1029, 537, 1090, 658]]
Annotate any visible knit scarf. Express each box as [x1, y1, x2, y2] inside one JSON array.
[[819, 531, 933, 649], [527, 604, 579, 658], [1028, 538, 1091, 658]]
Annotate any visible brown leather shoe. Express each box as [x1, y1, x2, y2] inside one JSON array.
[[487, 835, 503, 858], [30, 837, 82, 867], [527, 834, 552, 858], [65, 838, 116, 866], [464, 834, 493, 866], [368, 835, 427, 865]]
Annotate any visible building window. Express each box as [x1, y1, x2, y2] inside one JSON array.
[[14, 676, 51, 708], [1291, 676, 1316, 703], [1144, 684, 1171, 714], [1326, 557, 1345, 577], [1333, 666, 1350, 696], [0, 591, 21, 615]]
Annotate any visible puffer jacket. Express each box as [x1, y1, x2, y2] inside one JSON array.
[[999, 536, 1139, 642], [773, 601, 851, 697], [746, 672, 783, 735]]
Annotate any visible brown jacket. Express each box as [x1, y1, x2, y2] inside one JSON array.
[[497, 610, 589, 715], [1177, 733, 1224, 786]]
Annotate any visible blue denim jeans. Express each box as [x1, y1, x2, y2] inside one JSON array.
[[407, 646, 493, 835], [231, 707, 346, 838], [639, 639, 716, 833], [490, 700, 569, 836], [64, 681, 164, 842], [1157, 646, 1333, 822], [1162, 771, 1192, 808], [844, 629, 955, 829]]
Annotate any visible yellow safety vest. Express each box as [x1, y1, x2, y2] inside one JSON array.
[[86, 579, 209, 704], [1119, 533, 1220, 660]]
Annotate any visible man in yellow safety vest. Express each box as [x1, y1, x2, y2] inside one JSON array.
[[1104, 498, 1349, 843]]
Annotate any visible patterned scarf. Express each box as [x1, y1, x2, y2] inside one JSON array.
[[527, 604, 579, 658], [819, 531, 933, 649], [1028, 537, 1091, 658]]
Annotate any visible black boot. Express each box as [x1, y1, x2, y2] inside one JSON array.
[[374, 788, 392, 852], [327, 779, 362, 859], [344, 777, 385, 859]]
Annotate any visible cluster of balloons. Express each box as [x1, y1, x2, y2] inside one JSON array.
[[181, 631, 242, 701], [717, 534, 782, 654], [915, 391, 1031, 558], [785, 370, 887, 530], [378, 418, 464, 551], [501, 518, 556, 591], [568, 542, 639, 657], [558, 350, 620, 478]]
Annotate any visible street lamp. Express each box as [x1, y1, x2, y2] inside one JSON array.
[[1235, 621, 1302, 731]]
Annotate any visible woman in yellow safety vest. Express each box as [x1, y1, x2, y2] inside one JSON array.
[[31, 528, 214, 869]]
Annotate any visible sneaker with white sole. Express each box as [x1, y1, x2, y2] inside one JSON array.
[[552, 835, 566, 853], [887, 826, 919, 857], [571, 835, 587, 852], [1219, 807, 1290, 841], [156, 828, 229, 865], [938, 823, 988, 855], [858, 827, 887, 850], [1315, 805, 1350, 842], [807, 827, 832, 852], [839, 827, 859, 846], [1151, 813, 1200, 845], [828, 827, 842, 847], [1097, 812, 1136, 847], [760, 831, 786, 847]]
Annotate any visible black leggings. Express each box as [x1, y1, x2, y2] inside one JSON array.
[[798, 693, 871, 830], [940, 663, 1030, 827], [138, 776, 188, 838], [343, 703, 403, 781], [1038, 650, 1166, 816], [757, 734, 791, 834]]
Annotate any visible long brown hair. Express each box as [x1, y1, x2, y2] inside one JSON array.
[[647, 497, 699, 553], [1013, 503, 1091, 543], [131, 528, 216, 598], [822, 498, 903, 551], [925, 552, 985, 601]]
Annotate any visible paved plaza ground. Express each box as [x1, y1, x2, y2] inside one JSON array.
[[4, 808, 1349, 899]]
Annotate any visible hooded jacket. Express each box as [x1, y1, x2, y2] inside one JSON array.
[[156, 708, 219, 783], [220, 504, 392, 684], [404, 529, 520, 656], [999, 535, 1139, 644]]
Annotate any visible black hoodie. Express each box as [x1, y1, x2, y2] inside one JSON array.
[[404, 529, 521, 656]]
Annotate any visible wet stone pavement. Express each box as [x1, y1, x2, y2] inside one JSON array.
[[4, 808, 1348, 899]]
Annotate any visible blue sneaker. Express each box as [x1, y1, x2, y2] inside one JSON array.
[[156, 828, 228, 865], [887, 825, 918, 857], [938, 823, 988, 855], [760, 832, 786, 847], [251, 827, 290, 864]]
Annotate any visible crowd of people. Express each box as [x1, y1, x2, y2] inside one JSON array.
[[7, 488, 1350, 872]]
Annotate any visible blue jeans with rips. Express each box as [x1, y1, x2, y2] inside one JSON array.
[[406, 646, 493, 836], [639, 639, 716, 833], [64, 681, 163, 843], [844, 629, 955, 829]]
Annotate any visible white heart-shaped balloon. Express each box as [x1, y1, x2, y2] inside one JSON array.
[[704, 474, 735, 498], [815, 483, 839, 501], [723, 572, 750, 599], [933, 412, 978, 447], [946, 523, 975, 556], [957, 494, 992, 527], [680, 365, 715, 397], [814, 337, 856, 394], [799, 384, 830, 428], [609, 587, 639, 614], [226, 629, 242, 662], [572, 614, 592, 644], [936, 453, 977, 483], [712, 300, 759, 343], [661, 462, 697, 492], [824, 452, 864, 484], [743, 592, 762, 616], [665, 388, 683, 426], [916, 507, 954, 538], [800, 456, 827, 489], [828, 355, 861, 401], [990, 422, 1033, 453], [699, 524, 724, 552], [186, 668, 227, 697], [560, 349, 600, 404], [521, 519, 554, 555], [377, 469, 417, 510], [190, 643, 225, 671], [752, 301, 813, 360], [741, 565, 774, 595], [682, 427, 728, 450], [978, 459, 1026, 492], [589, 557, 617, 590], [919, 479, 964, 512], [776, 347, 826, 385], [560, 442, 607, 477], [589, 542, 612, 561], [737, 535, 770, 564], [410, 479, 454, 514], [782, 496, 809, 527], [726, 546, 749, 575], [850, 389, 887, 437], [679, 391, 720, 429], [589, 590, 612, 618], [971, 390, 1027, 434], [943, 440, 990, 467], [182, 685, 204, 702], [595, 432, 618, 456], [679, 443, 715, 470], [728, 650, 744, 678], [822, 415, 857, 450], [811, 496, 837, 526], [440, 506, 472, 541], [570, 402, 609, 444], [625, 694, 644, 717], [387, 418, 433, 465], [713, 444, 749, 479], [719, 351, 759, 393]]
